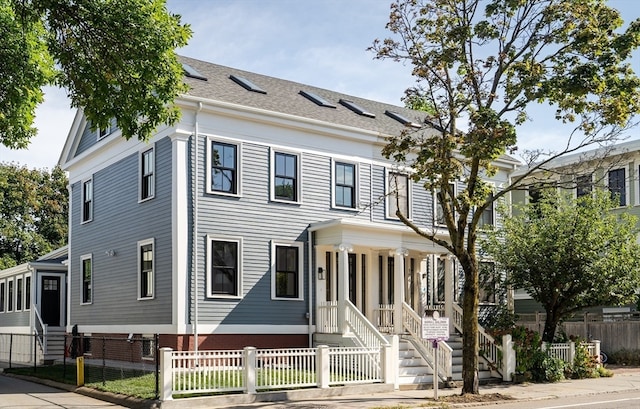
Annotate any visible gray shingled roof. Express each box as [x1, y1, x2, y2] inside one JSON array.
[[179, 55, 431, 137]]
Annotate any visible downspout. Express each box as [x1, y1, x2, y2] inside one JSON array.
[[193, 102, 203, 354], [307, 231, 314, 347]]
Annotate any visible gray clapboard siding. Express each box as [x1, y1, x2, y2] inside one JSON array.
[[70, 137, 172, 326], [75, 119, 118, 157]]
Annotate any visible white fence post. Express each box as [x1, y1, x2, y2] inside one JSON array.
[[316, 345, 330, 388], [502, 334, 515, 382], [244, 347, 257, 394], [383, 335, 398, 388], [159, 347, 173, 401], [569, 341, 575, 364], [593, 340, 601, 364]]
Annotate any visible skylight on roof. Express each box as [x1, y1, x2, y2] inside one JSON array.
[[340, 99, 375, 118], [299, 90, 336, 108], [229, 75, 267, 94], [182, 63, 207, 81], [385, 110, 421, 128]]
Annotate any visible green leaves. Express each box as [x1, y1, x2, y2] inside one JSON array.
[[0, 0, 192, 148], [0, 163, 68, 268], [484, 189, 640, 341]]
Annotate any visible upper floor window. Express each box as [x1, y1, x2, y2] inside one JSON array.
[[608, 168, 626, 206], [272, 242, 303, 300], [479, 261, 498, 304], [576, 174, 592, 198], [0, 281, 4, 312], [209, 141, 239, 195], [207, 237, 241, 298], [387, 171, 409, 218], [97, 124, 112, 140], [81, 255, 92, 304], [272, 151, 300, 202], [139, 239, 154, 300], [478, 192, 494, 228], [82, 179, 93, 223], [334, 162, 356, 209], [140, 148, 155, 201]]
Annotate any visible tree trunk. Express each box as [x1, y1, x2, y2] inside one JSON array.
[[543, 308, 561, 343], [460, 255, 479, 394]]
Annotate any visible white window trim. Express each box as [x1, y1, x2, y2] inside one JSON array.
[[270, 148, 302, 204], [434, 182, 456, 227], [635, 160, 640, 207], [575, 173, 595, 200], [139, 146, 156, 203], [80, 254, 93, 305], [606, 166, 629, 208], [7, 277, 13, 312], [385, 169, 412, 220], [0, 279, 5, 313], [206, 235, 243, 299], [97, 124, 112, 140], [15, 276, 23, 312], [478, 182, 496, 229], [331, 159, 359, 210], [24, 273, 31, 311], [138, 238, 155, 300], [81, 177, 93, 224], [206, 136, 243, 197], [270, 240, 304, 301]]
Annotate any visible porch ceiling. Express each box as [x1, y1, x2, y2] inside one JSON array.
[[309, 218, 450, 254]]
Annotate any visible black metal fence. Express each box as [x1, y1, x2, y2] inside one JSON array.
[[0, 332, 159, 399]]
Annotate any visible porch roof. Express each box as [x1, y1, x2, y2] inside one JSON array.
[[309, 218, 450, 254]]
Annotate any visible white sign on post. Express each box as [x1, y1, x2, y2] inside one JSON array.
[[421, 316, 450, 341]]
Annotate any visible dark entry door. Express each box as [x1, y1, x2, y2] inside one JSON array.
[[41, 276, 61, 326]]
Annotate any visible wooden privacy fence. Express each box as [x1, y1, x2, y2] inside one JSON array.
[[519, 313, 640, 352], [159, 345, 393, 401]]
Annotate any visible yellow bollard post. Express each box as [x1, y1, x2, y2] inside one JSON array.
[[76, 356, 85, 386]]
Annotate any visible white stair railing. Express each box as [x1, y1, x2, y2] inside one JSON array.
[[344, 301, 390, 349], [402, 302, 453, 381], [32, 304, 47, 355], [452, 303, 502, 376], [317, 301, 339, 333]]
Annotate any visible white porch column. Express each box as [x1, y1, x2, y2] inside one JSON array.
[[336, 243, 352, 334], [393, 248, 407, 335], [443, 255, 454, 333]]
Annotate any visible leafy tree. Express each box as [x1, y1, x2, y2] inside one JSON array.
[[370, 0, 640, 393], [0, 0, 191, 149], [483, 189, 640, 343], [0, 163, 68, 268]]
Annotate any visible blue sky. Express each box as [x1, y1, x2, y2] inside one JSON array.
[[1, 0, 638, 169]]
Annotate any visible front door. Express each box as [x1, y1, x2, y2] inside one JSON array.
[[41, 276, 61, 326]]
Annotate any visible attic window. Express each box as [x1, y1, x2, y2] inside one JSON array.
[[385, 110, 421, 128], [182, 63, 207, 81], [229, 75, 266, 94], [340, 99, 375, 118], [299, 90, 336, 108]]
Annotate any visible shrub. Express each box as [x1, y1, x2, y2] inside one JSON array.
[[571, 342, 599, 379], [610, 349, 640, 366]]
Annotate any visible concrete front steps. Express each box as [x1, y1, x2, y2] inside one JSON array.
[[397, 334, 495, 390], [44, 327, 66, 364]]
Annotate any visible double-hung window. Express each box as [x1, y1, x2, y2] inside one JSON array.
[[608, 168, 626, 206], [7, 279, 13, 312], [24, 275, 30, 311], [435, 182, 456, 225], [479, 261, 498, 303], [207, 237, 241, 298], [140, 148, 155, 201], [139, 239, 154, 300], [16, 277, 23, 311], [97, 124, 112, 140], [81, 255, 92, 304], [478, 192, 494, 228], [334, 162, 356, 209], [209, 141, 239, 195], [272, 242, 303, 300], [576, 174, 592, 198], [82, 179, 93, 223], [387, 171, 409, 218], [273, 151, 300, 202]]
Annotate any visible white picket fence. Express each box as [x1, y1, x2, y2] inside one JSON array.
[[160, 345, 393, 401], [543, 340, 601, 364]]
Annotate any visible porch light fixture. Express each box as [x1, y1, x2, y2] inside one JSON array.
[[317, 267, 325, 280]]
